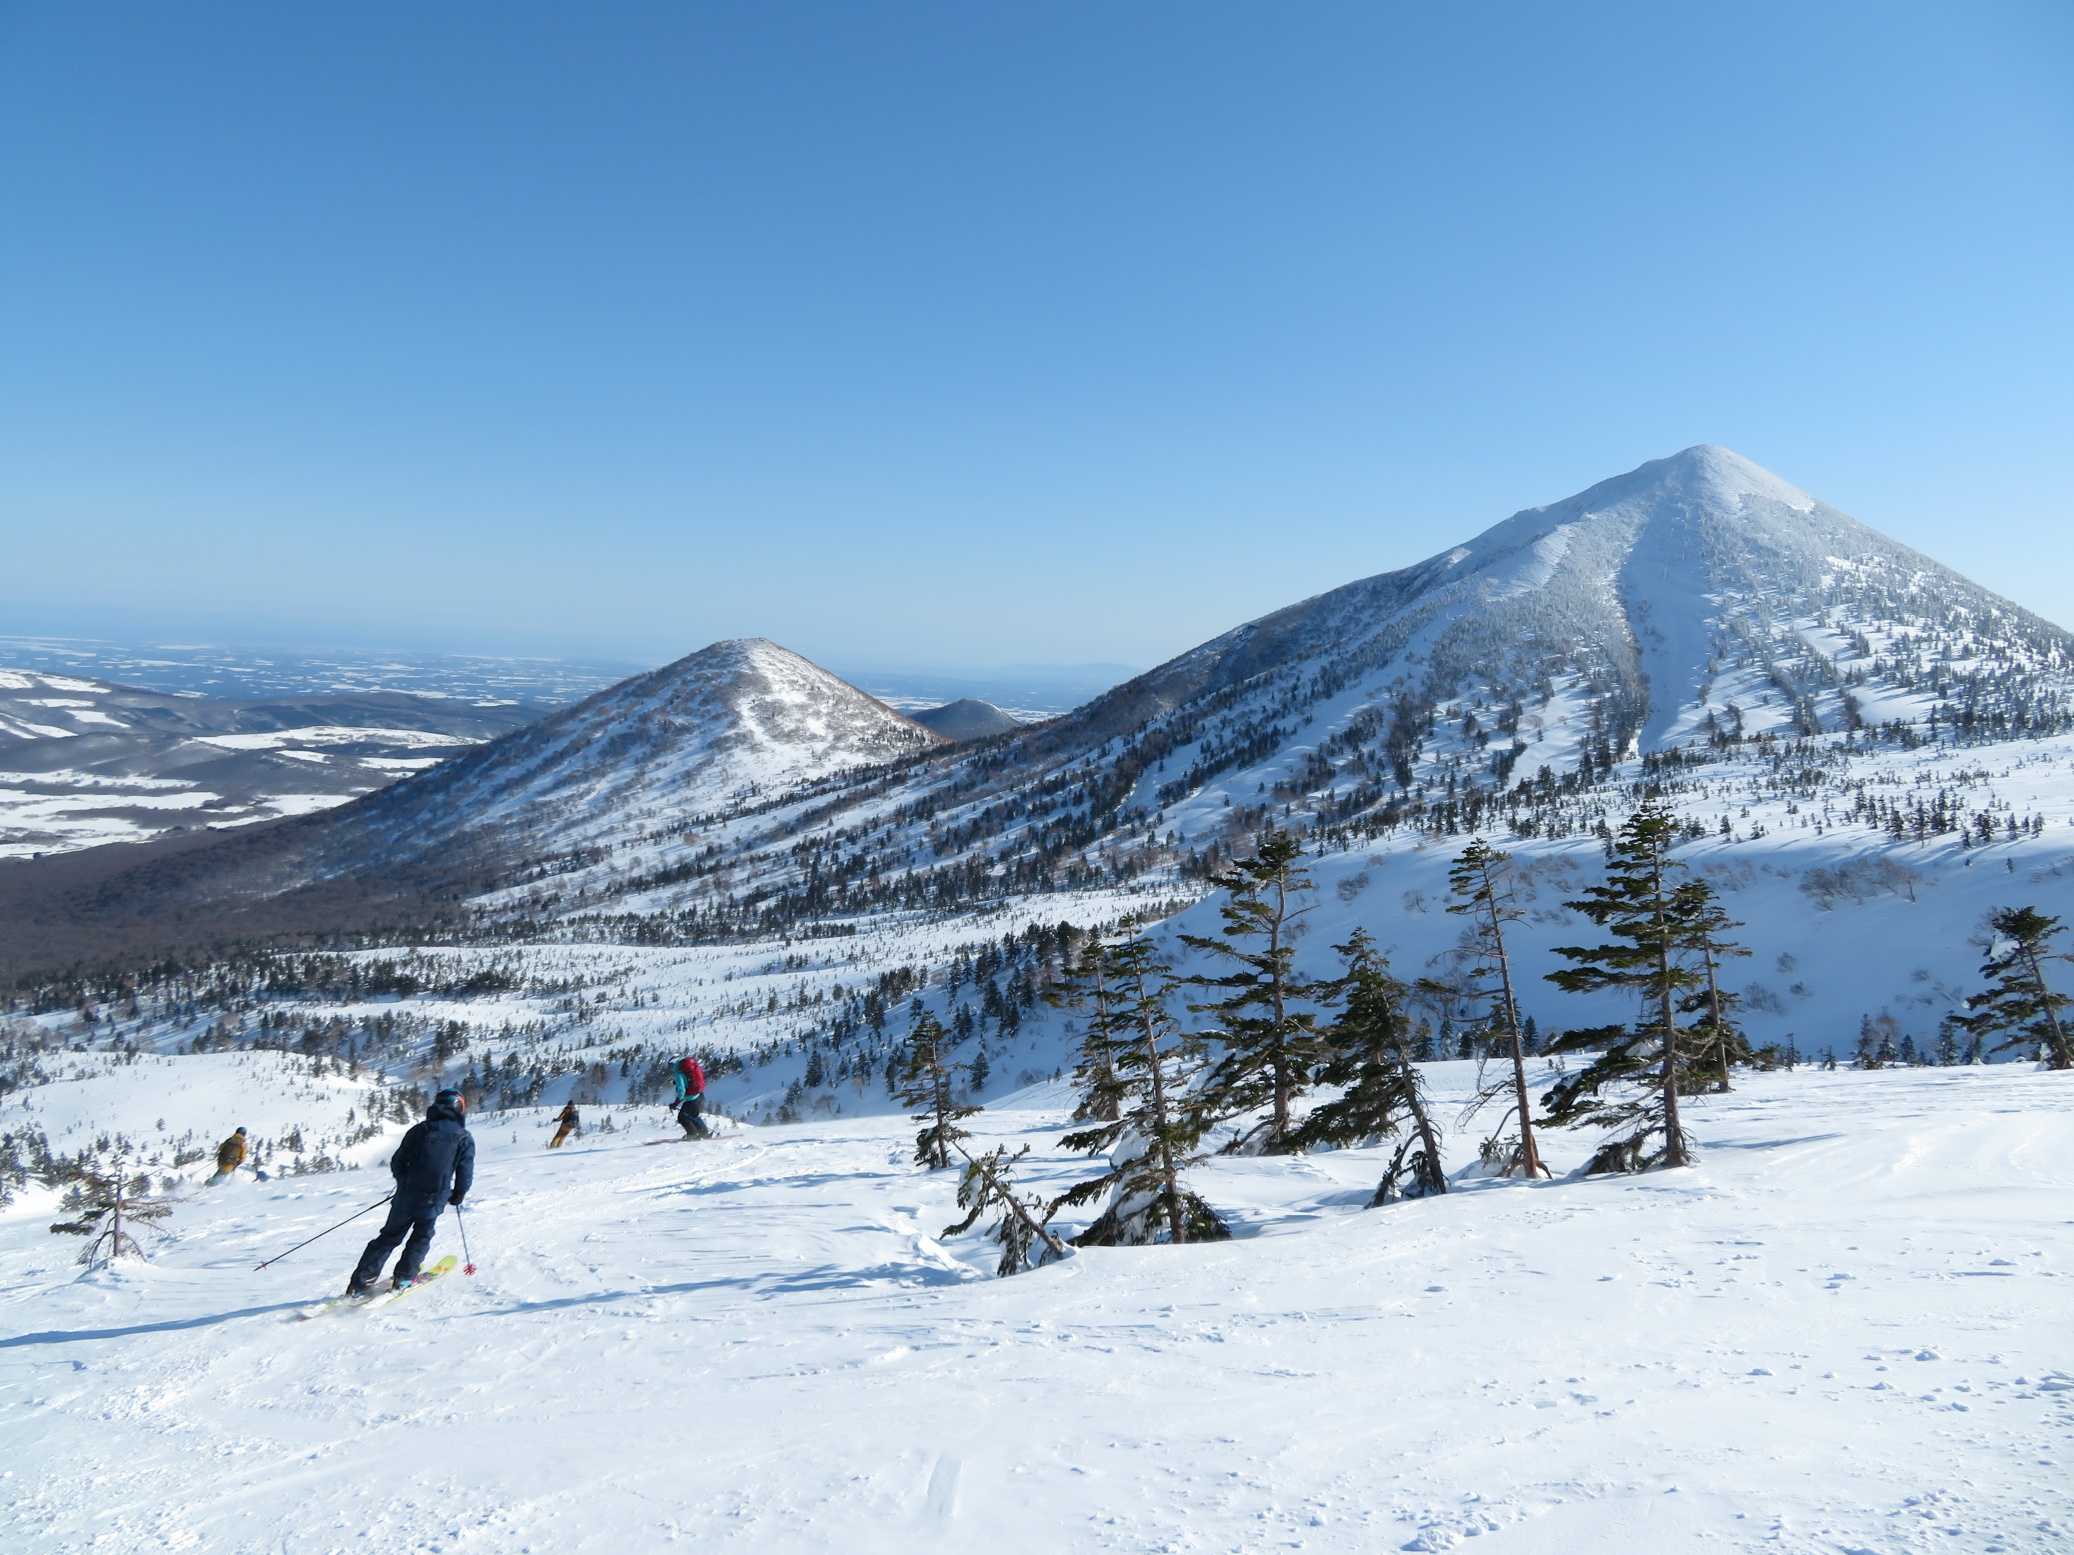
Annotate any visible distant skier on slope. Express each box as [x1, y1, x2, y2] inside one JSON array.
[[549, 1100, 581, 1149], [672, 1057, 711, 1140], [205, 1127, 249, 1186], [345, 1089, 476, 1294]]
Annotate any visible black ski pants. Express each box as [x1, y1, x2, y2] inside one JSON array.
[[676, 1095, 710, 1139], [350, 1201, 441, 1289]]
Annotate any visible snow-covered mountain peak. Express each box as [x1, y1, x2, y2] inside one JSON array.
[[1582, 442, 1818, 516], [329, 637, 945, 868], [1051, 446, 2072, 839], [608, 636, 933, 754]]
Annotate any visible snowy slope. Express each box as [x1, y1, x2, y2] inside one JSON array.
[[2, 1064, 2069, 1552]]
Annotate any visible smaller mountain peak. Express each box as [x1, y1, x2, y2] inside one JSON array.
[[910, 699, 1022, 742]]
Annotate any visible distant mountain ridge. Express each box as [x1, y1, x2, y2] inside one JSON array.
[[5, 447, 2069, 972]]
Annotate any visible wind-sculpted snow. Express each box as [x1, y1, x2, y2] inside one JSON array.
[[2, 1065, 2069, 1551]]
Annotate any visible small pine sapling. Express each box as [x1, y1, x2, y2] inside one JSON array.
[[1953, 906, 2074, 1069], [1296, 930, 1447, 1203], [897, 1012, 978, 1169], [1056, 930, 1228, 1246], [1182, 830, 1328, 1154], [1543, 803, 1706, 1173], [49, 1156, 177, 1267], [941, 1142, 1069, 1276], [1431, 839, 1550, 1177]]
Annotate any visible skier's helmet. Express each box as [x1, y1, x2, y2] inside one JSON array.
[[235, 1126, 246, 1136], [434, 1088, 466, 1112]]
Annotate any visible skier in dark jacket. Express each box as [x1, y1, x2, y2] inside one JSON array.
[[346, 1090, 475, 1294]]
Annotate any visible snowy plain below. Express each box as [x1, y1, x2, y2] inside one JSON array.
[[3, 1062, 2070, 1554]]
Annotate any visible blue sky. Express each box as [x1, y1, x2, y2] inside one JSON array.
[[2, 3, 2069, 674]]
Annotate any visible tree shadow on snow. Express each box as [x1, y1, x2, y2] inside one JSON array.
[[1, 1300, 309, 1348], [474, 1258, 971, 1319]]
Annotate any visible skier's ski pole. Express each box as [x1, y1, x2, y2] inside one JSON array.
[[255, 1193, 392, 1271], [455, 1204, 477, 1275]]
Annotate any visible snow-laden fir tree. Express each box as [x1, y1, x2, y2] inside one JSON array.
[[940, 1142, 1068, 1276], [1183, 830, 1328, 1154], [1543, 803, 1722, 1173], [1674, 880, 1755, 1091], [896, 1011, 977, 1169], [1428, 839, 1549, 1177], [1952, 906, 2073, 1069], [1055, 929, 1228, 1246], [48, 1156, 177, 1267], [1295, 929, 1447, 1203]]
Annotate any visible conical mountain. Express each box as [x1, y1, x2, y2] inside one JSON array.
[[353, 637, 943, 860], [1069, 445, 2070, 789]]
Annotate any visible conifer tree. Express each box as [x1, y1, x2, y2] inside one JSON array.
[[1296, 929, 1447, 1203], [1543, 804, 1706, 1172], [1056, 930, 1227, 1246], [1953, 906, 2074, 1069], [48, 1156, 176, 1266], [1048, 931, 1128, 1125], [1433, 839, 1549, 1177], [896, 1011, 977, 1169], [1183, 830, 1328, 1154], [1673, 880, 1754, 1091], [941, 1142, 1068, 1276]]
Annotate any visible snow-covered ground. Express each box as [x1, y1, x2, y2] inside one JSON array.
[[3, 1062, 2069, 1553]]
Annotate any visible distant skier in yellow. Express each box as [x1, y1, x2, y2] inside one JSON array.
[[548, 1101, 581, 1149], [206, 1127, 248, 1185]]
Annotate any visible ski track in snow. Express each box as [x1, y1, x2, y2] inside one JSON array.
[[3, 1066, 2070, 1553]]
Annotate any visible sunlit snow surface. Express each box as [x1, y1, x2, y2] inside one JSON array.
[[1, 1065, 2068, 1552]]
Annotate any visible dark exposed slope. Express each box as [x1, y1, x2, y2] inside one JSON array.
[[910, 700, 1022, 741]]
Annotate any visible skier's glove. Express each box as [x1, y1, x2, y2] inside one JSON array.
[[449, 1191, 465, 1207]]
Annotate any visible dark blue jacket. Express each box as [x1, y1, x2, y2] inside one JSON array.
[[389, 1100, 475, 1216]]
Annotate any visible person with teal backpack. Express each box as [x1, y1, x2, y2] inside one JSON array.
[[672, 1057, 710, 1140]]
